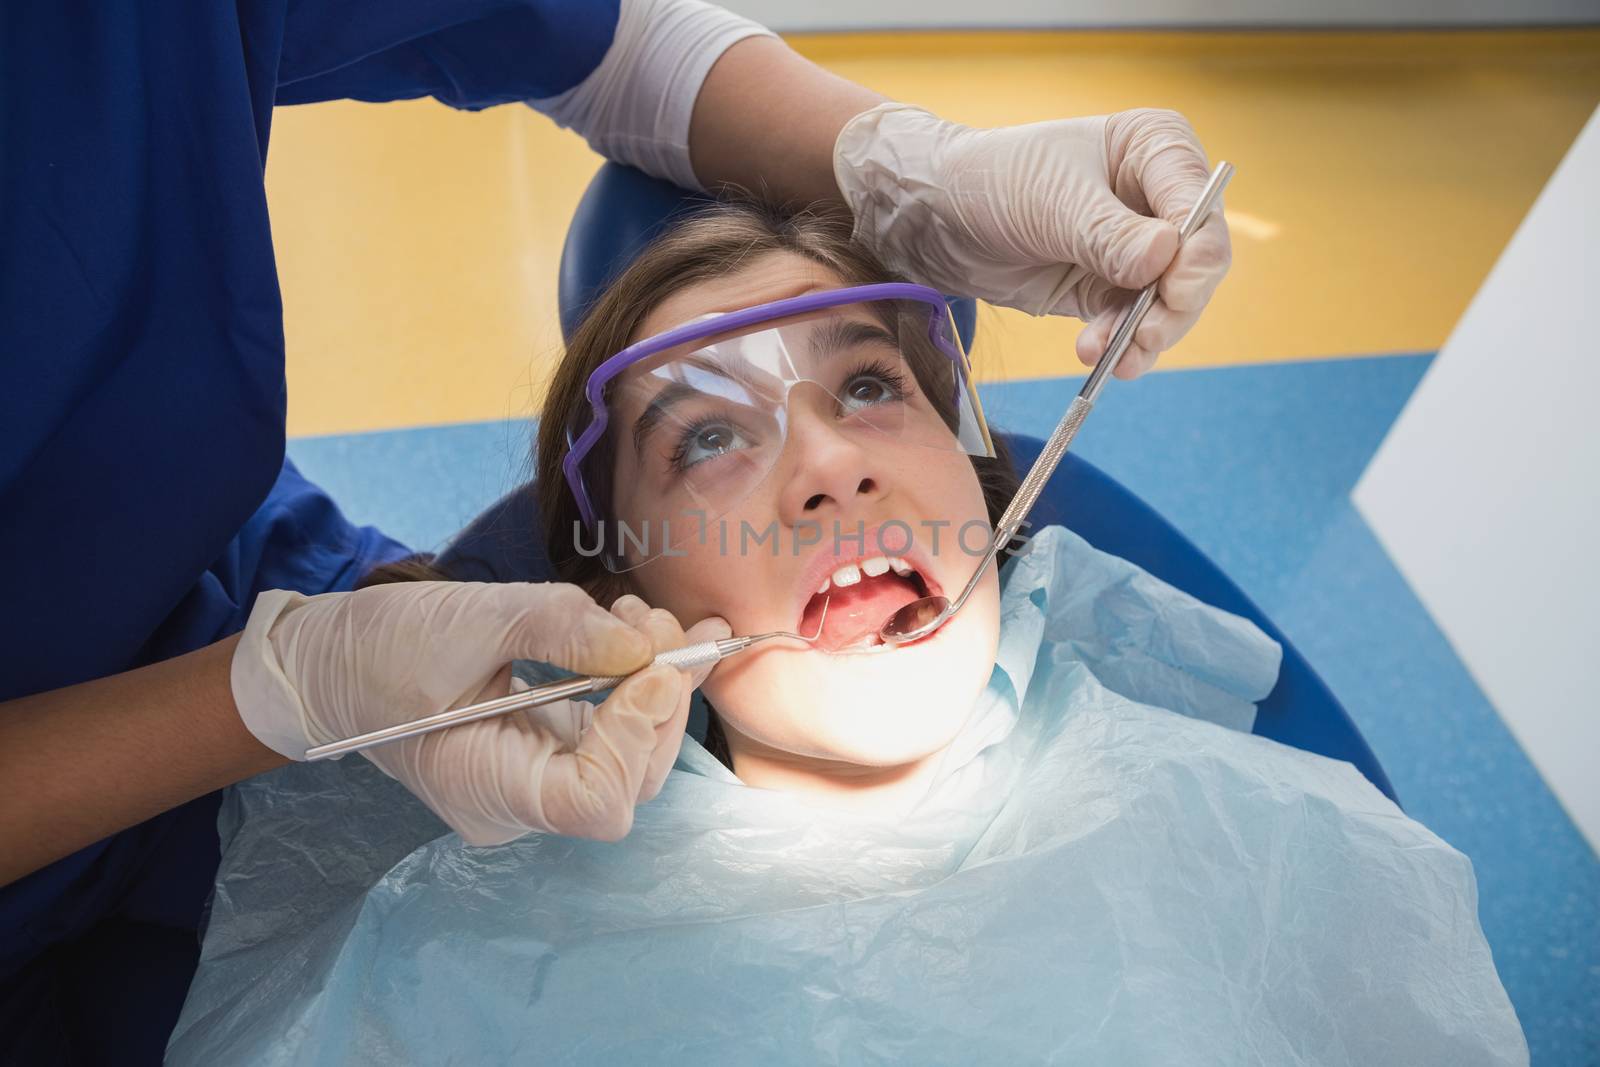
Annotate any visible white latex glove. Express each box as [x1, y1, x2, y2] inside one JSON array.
[[232, 582, 729, 845], [833, 103, 1232, 378]]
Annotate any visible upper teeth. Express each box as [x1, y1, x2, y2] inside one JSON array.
[[817, 555, 913, 595]]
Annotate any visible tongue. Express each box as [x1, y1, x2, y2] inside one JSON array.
[[802, 572, 922, 652]]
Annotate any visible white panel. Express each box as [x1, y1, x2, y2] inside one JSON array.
[[1353, 106, 1600, 851], [720, 0, 1600, 31]]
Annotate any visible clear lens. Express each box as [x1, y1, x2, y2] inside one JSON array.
[[568, 297, 991, 572]]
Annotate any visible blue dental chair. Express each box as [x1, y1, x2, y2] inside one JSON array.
[[438, 163, 1398, 806]]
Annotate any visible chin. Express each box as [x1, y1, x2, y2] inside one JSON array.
[[707, 595, 1000, 769]]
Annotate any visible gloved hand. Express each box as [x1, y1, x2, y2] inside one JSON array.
[[232, 581, 729, 845], [833, 103, 1232, 378]]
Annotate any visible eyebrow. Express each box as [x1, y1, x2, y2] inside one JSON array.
[[807, 319, 899, 360], [631, 381, 699, 457], [630, 354, 758, 457]]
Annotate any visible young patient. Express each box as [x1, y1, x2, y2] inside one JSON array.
[[168, 203, 1527, 1067], [529, 202, 1017, 816]]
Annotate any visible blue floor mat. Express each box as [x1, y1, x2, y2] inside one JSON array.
[[289, 353, 1599, 1065]]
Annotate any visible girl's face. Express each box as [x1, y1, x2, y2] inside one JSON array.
[[606, 253, 1001, 773]]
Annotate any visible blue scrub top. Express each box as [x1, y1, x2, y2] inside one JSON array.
[[0, 0, 618, 1052]]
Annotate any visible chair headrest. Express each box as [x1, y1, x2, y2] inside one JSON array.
[[557, 162, 977, 350]]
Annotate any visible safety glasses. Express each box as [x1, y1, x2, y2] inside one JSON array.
[[563, 284, 994, 572]]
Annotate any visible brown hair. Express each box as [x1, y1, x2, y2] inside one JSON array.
[[364, 198, 1019, 764]]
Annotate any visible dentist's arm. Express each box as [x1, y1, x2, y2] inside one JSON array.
[[531, 0, 1230, 374], [687, 34, 881, 209], [690, 35, 1232, 376], [0, 582, 723, 885], [0, 635, 282, 886]]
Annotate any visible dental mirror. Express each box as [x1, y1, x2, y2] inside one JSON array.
[[879, 160, 1236, 647]]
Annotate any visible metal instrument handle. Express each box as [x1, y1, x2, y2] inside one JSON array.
[[944, 161, 1235, 618], [305, 638, 739, 761], [583, 639, 728, 689], [1080, 159, 1233, 403]]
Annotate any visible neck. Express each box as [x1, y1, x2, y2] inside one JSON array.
[[722, 729, 947, 817]]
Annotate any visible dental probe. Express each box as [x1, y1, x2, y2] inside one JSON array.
[[305, 602, 829, 761], [880, 160, 1237, 646]]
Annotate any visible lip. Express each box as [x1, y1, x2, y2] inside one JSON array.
[[825, 622, 940, 656], [789, 521, 947, 642]]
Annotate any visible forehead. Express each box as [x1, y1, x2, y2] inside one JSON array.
[[634, 252, 849, 344]]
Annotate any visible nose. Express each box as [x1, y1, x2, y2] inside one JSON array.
[[774, 394, 888, 529]]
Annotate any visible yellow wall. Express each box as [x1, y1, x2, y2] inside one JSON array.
[[264, 29, 1600, 436]]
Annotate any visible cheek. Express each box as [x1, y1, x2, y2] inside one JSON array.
[[625, 536, 773, 632], [897, 448, 987, 512], [947, 456, 992, 521], [608, 449, 684, 533], [626, 554, 714, 623], [702, 624, 998, 768]]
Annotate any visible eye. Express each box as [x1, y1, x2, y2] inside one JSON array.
[[845, 376, 891, 405], [839, 362, 909, 413], [670, 419, 750, 471]]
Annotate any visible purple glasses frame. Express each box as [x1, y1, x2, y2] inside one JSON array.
[[561, 282, 972, 530]]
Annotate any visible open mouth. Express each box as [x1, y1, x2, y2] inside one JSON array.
[[798, 554, 936, 654]]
